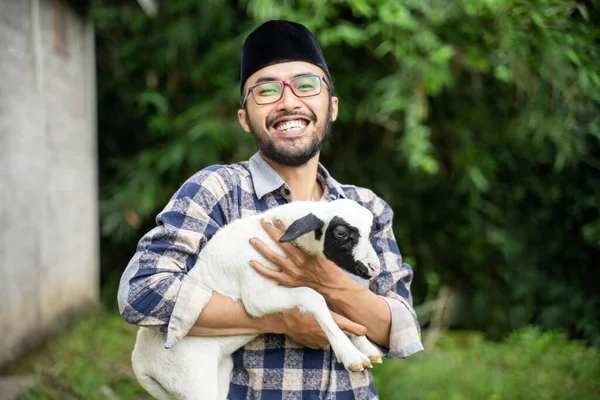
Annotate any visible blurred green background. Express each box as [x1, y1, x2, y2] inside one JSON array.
[[6, 0, 600, 398]]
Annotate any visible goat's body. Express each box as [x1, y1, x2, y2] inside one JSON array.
[[134, 328, 254, 400], [195, 203, 318, 301], [132, 200, 383, 400]]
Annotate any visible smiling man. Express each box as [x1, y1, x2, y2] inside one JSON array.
[[118, 20, 423, 399]]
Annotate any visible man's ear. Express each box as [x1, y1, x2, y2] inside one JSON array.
[[280, 213, 325, 242], [330, 96, 339, 122], [238, 108, 251, 132]]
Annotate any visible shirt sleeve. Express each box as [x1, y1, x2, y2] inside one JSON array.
[[368, 194, 424, 358], [117, 168, 233, 348]]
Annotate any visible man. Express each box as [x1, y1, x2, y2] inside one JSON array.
[[118, 20, 423, 399]]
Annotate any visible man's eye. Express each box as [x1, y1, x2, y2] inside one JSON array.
[[256, 84, 281, 96], [258, 88, 278, 95]]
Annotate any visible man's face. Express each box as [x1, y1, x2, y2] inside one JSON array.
[[237, 61, 339, 167]]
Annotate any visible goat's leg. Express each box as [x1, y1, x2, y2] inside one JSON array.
[[167, 345, 221, 400], [242, 286, 372, 371], [132, 329, 178, 400], [133, 328, 234, 400], [351, 335, 384, 364], [134, 374, 176, 400], [217, 355, 234, 400], [177, 366, 219, 400]]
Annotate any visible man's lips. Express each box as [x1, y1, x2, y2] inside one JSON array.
[[266, 113, 316, 132], [273, 118, 310, 133]]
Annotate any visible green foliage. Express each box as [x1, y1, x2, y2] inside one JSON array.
[[375, 327, 600, 399], [94, 0, 600, 343], [6, 310, 599, 399], [5, 310, 145, 400]]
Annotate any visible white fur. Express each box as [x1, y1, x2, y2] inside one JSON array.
[[132, 199, 384, 400]]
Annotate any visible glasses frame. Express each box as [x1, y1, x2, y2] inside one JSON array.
[[241, 75, 329, 107]]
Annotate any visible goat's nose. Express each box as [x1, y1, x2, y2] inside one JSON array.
[[368, 263, 380, 275]]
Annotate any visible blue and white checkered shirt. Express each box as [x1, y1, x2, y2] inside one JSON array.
[[118, 152, 423, 399]]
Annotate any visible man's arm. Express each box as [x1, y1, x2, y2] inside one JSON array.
[[189, 290, 367, 349], [118, 167, 366, 349], [188, 291, 266, 336], [118, 169, 234, 347], [248, 222, 391, 346], [314, 196, 422, 353], [249, 196, 423, 357], [315, 271, 392, 346]]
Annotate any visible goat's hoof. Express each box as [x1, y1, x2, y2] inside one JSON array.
[[369, 356, 383, 364], [349, 364, 365, 372]]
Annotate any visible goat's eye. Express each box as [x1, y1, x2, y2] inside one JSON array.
[[333, 226, 348, 239]]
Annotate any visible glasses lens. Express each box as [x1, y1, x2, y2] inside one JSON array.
[[253, 82, 283, 104], [291, 76, 321, 97]]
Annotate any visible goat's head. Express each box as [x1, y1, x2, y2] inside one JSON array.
[[279, 199, 381, 280]]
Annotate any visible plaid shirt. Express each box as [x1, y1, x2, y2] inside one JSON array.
[[118, 153, 423, 399]]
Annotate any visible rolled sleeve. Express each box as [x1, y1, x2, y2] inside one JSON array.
[[366, 194, 424, 358], [118, 251, 214, 347], [381, 294, 424, 358], [165, 272, 213, 348]]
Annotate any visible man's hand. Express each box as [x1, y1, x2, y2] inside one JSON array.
[[250, 218, 393, 347], [267, 309, 367, 349], [249, 219, 344, 291]]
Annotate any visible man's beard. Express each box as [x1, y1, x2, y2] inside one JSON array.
[[246, 104, 333, 167]]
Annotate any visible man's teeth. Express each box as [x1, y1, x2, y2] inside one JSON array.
[[275, 119, 308, 132]]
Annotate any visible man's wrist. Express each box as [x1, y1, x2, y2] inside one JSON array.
[[311, 260, 352, 293], [315, 267, 361, 300]]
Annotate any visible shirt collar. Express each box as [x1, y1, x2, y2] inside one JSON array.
[[248, 152, 346, 200], [249, 152, 285, 199]]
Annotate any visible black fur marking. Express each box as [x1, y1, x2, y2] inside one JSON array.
[[314, 228, 323, 241], [322, 217, 371, 279], [354, 261, 371, 278], [280, 213, 324, 242]]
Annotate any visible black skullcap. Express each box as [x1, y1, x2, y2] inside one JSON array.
[[240, 20, 332, 94]]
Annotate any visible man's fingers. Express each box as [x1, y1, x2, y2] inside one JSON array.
[[313, 338, 330, 349], [288, 334, 329, 350], [249, 237, 287, 264], [263, 219, 304, 258], [260, 220, 299, 255], [260, 219, 283, 239], [249, 261, 287, 284], [342, 320, 367, 336], [273, 219, 287, 231], [332, 313, 367, 336]]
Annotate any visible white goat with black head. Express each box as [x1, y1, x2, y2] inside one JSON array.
[[132, 198, 384, 400]]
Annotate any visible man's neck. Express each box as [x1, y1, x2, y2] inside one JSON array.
[[261, 153, 323, 201]]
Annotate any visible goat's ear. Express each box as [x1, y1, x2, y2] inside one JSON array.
[[279, 213, 324, 242]]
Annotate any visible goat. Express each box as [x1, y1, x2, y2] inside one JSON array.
[[132, 198, 384, 400]]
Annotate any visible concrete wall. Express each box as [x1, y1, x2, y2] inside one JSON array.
[[0, 0, 98, 367]]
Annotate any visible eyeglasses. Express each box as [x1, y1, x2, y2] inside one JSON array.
[[241, 75, 328, 107]]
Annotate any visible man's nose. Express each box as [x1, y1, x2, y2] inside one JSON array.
[[276, 85, 302, 111]]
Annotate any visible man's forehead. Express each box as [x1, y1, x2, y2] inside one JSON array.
[[244, 61, 326, 88]]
